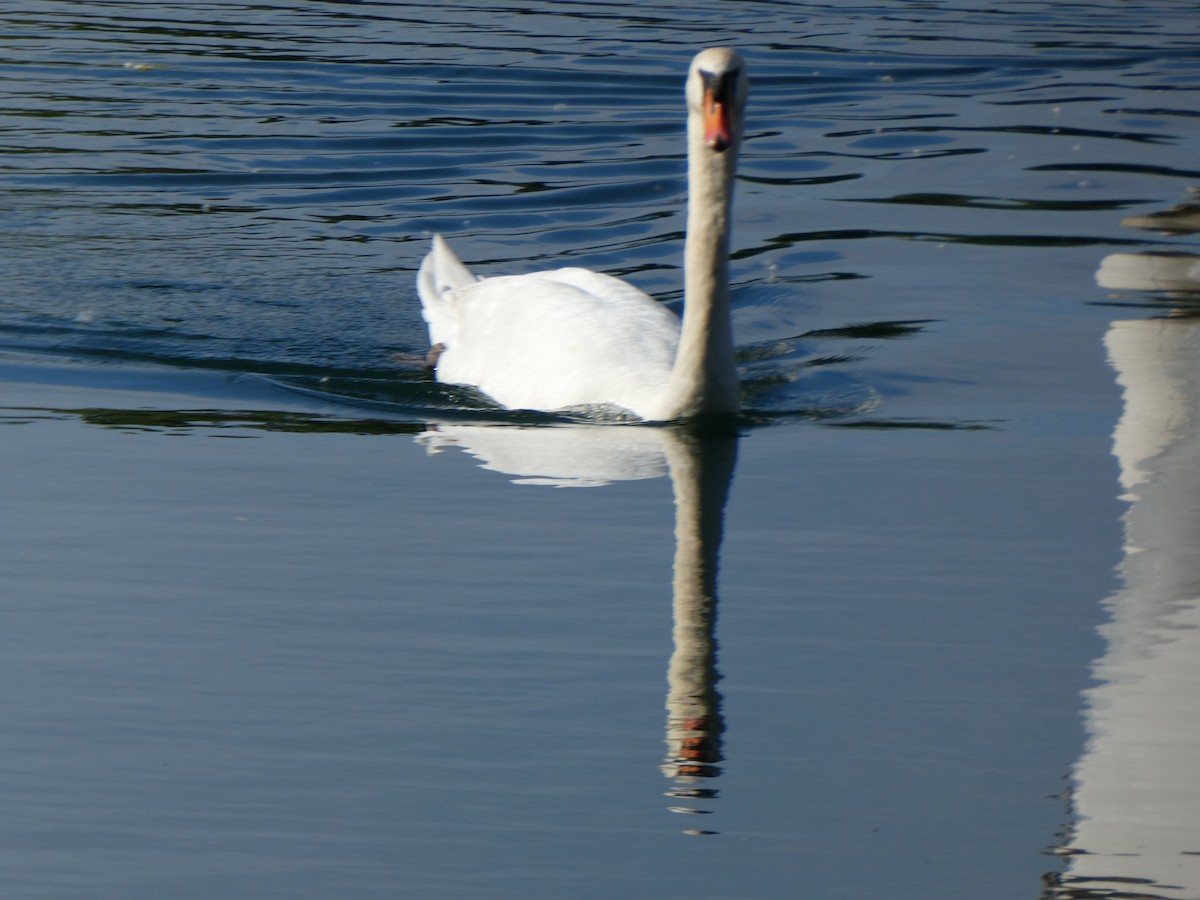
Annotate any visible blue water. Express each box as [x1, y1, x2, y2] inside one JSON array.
[[2, 2, 1200, 898]]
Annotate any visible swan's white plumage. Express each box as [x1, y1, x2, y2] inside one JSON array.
[[416, 232, 478, 349], [417, 236, 681, 418], [416, 47, 746, 423]]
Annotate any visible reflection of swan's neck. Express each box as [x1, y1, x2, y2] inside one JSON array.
[[657, 117, 740, 422], [662, 433, 737, 802], [669, 430, 732, 631]]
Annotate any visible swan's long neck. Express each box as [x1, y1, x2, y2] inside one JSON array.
[[657, 107, 740, 422]]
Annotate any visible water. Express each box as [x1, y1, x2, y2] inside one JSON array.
[[2, 1, 1199, 897]]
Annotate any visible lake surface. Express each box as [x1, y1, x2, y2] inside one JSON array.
[[3, 2, 1200, 898]]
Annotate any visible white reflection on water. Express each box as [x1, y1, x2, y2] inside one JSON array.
[[419, 423, 736, 835], [418, 423, 669, 488], [1061, 230, 1200, 898]]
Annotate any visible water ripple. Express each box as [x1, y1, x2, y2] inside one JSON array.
[[0, 0, 1198, 423]]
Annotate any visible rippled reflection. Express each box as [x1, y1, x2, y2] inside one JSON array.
[[1055, 205, 1200, 898], [658, 432, 735, 836], [419, 422, 737, 834]]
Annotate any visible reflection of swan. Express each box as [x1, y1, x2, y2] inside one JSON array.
[[1096, 252, 1200, 295], [659, 431, 736, 835], [417, 424, 668, 487], [1057, 250, 1200, 897], [419, 422, 737, 833], [416, 48, 745, 422]]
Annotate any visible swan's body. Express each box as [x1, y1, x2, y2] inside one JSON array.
[[416, 48, 746, 422]]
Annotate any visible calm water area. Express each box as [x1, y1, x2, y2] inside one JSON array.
[[3, 1, 1200, 897]]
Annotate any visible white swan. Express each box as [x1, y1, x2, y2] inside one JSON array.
[[416, 47, 746, 422]]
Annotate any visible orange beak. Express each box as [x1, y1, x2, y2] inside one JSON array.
[[699, 69, 737, 153], [703, 88, 732, 152]]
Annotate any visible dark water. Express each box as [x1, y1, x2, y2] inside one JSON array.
[[2, 2, 1200, 898]]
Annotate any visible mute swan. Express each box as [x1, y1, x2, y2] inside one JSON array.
[[416, 47, 746, 422]]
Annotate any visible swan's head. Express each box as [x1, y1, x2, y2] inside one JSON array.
[[687, 47, 747, 154]]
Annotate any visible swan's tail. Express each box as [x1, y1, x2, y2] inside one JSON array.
[[417, 234, 478, 348]]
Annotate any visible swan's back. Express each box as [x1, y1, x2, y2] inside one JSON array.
[[417, 236, 681, 418]]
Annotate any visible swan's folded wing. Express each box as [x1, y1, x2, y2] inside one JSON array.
[[434, 267, 681, 415]]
